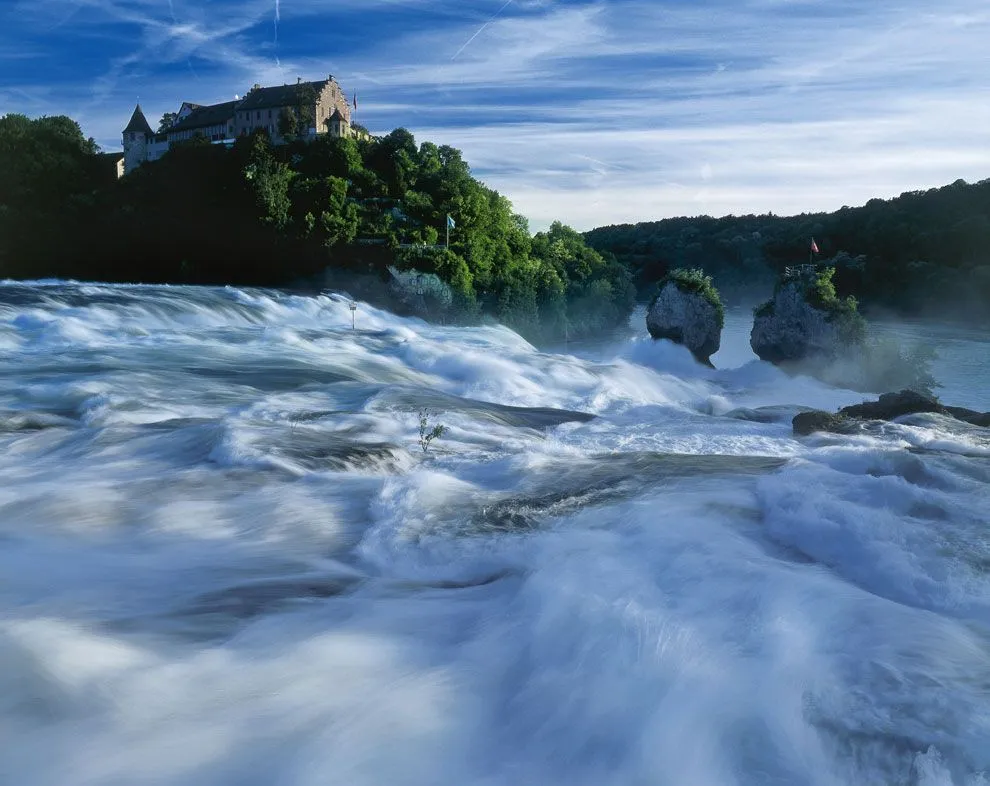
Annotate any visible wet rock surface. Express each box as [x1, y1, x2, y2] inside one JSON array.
[[793, 390, 990, 435], [751, 280, 861, 365], [646, 282, 722, 365]]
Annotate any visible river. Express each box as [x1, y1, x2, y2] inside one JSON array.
[[1, 282, 988, 785]]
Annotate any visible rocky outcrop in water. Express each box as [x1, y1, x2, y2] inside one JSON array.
[[646, 272, 723, 366], [751, 267, 865, 365], [791, 410, 856, 436], [792, 389, 990, 435]]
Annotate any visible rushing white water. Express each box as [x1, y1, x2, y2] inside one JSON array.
[[1, 281, 988, 786]]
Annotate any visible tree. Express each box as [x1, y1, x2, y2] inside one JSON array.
[[159, 112, 178, 133], [0, 112, 638, 342], [277, 107, 300, 140], [243, 131, 293, 229]]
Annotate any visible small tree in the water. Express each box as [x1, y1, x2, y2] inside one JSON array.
[[418, 410, 446, 453]]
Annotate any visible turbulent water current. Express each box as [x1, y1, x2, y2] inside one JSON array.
[[1, 281, 989, 786]]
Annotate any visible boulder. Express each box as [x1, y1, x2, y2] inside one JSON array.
[[750, 265, 867, 367], [945, 407, 990, 427], [792, 389, 990, 435], [750, 279, 863, 364], [792, 410, 854, 436], [838, 389, 944, 420], [646, 280, 722, 366]]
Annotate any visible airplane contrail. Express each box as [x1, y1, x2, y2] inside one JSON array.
[[451, 0, 514, 60], [274, 0, 281, 66]]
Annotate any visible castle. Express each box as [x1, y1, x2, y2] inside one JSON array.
[[122, 75, 359, 175]]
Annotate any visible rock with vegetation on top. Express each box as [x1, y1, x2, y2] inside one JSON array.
[[646, 268, 724, 366], [751, 266, 866, 365], [792, 389, 990, 435]]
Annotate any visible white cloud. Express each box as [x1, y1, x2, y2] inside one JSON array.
[[3, 0, 989, 230]]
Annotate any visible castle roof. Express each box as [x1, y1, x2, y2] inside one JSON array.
[[328, 107, 346, 122], [237, 79, 331, 111], [168, 100, 239, 134], [123, 104, 153, 135]]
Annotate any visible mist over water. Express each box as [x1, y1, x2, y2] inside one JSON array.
[[1, 281, 989, 786]]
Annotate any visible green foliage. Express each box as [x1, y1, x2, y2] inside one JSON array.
[[797, 267, 866, 344], [530, 221, 636, 341], [0, 115, 634, 341], [243, 133, 294, 229], [418, 410, 446, 453], [158, 112, 178, 133], [805, 266, 838, 308], [656, 268, 725, 329], [0, 113, 103, 276], [585, 178, 990, 321]]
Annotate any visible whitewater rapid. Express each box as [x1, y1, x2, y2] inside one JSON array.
[[1, 282, 988, 786]]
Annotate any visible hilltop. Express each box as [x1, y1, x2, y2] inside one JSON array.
[[585, 179, 990, 320], [0, 113, 633, 344]]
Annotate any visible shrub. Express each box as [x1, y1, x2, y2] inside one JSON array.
[[418, 410, 446, 453]]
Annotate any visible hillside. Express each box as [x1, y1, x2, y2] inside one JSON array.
[[585, 179, 990, 319], [0, 114, 633, 344]]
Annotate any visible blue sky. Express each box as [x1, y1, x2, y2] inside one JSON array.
[[2, 0, 989, 230]]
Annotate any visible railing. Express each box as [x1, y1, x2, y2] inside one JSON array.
[[783, 264, 818, 280]]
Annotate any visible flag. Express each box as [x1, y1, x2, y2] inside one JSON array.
[[810, 238, 819, 254], [353, 93, 357, 111], [446, 214, 456, 229]]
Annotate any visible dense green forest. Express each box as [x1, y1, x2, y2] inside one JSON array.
[[585, 180, 990, 320], [0, 113, 634, 343]]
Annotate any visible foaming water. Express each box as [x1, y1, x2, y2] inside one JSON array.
[[1, 281, 989, 786]]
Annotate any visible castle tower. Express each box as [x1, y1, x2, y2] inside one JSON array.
[[327, 107, 349, 139], [122, 104, 153, 175]]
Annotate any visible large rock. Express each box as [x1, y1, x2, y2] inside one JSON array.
[[646, 281, 721, 365], [792, 389, 990, 435], [792, 410, 854, 436], [839, 389, 944, 420], [750, 279, 863, 364]]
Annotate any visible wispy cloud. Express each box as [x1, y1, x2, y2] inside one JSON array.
[[2, 0, 988, 229]]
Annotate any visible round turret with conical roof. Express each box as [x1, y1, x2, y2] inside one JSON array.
[[122, 104, 153, 174]]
